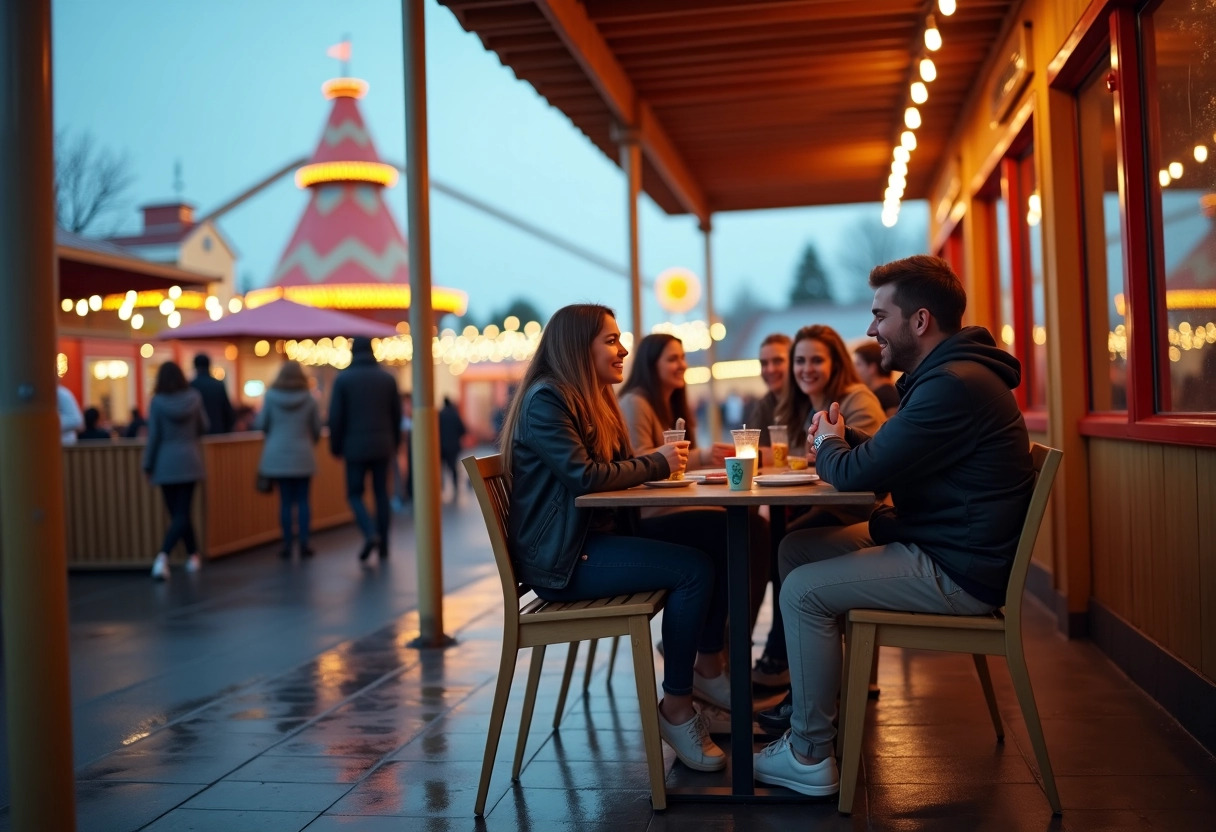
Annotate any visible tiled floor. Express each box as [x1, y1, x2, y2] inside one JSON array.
[[2, 469, 1215, 830]]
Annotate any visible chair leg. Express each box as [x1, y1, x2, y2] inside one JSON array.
[[628, 616, 667, 811], [868, 649, 881, 699], [1006, 641, 1061, 814], [554, 641, 579, 728], [971, 654, 1004, 742], [582, 639, 599, 691], [839, 618, 854, 742], [838, 621, 876, 814], [514, 645, 546, 781], [606, 636, 620, 685], [475, 639, 519, 816]]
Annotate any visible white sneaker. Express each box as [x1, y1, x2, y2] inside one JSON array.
[[151, 553, 169, 581], [753, 730, 839, 796], [692, 671, 731, 711], [658, 706, 726, 772], [185, 554, 202, 573]]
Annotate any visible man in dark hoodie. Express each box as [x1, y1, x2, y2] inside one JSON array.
[[190, 353, 235, 434], [752, 255, 1033, 797], [328, 337, 401, 561]]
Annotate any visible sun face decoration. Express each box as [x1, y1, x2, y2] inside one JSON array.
[[655, 267, 702, 314]]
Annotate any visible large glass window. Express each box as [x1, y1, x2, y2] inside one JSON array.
[[1077, 57, 1127, 411], [1144, 0, 1216, 413]]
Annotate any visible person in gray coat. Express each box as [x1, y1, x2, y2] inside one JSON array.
[[143, 361, 208, 580], [328, 337, 401, 561], [256, 360, 322, 560]]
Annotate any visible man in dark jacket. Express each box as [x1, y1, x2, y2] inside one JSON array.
[[328, 337, 401, 561], [437, 396, 467, 501], [752, 256, 1033, 798], [190, 353, 235, 434]]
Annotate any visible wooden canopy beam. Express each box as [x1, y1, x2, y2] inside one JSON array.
[[534, 0, 709, 220]]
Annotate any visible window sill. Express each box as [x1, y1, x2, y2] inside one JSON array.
[[1079, 413, 1216, 447]]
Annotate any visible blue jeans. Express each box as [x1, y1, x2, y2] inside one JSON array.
[[276, 476, 311, 548], [345, 458, 390, 545], [534, 532, 715, 697]]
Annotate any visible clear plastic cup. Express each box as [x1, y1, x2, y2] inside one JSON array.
[[768, 425, 789, 468], [731, 428, 761, 475], [662, 429, 687, 480]]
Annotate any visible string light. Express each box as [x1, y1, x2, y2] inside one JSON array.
[[911, 81, 929, 104], [924, 15, 942, 51], [904, 107, 922, 129], [939, 0, 957, 16], [920, 57, 937, 82]]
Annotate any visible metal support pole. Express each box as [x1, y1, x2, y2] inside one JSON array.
[[701, 217, 722, 441], [0, 0, 78, 828], [402, 0, 452, 648], [615, 126, 644, 340]]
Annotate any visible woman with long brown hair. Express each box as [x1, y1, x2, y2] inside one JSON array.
[[618, 333, 734, 468], [778, 324, 886, 459], [500, 303, 726, 772], [143, 360, 207, 580]]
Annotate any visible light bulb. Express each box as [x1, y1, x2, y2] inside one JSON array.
[[1158, 169, 1171, 187], [1195, 145, 1209, 163], [901, 130, 918, 150], [920, 57, 937, 82], [894, 146, 910, 163], [904, 107, 922, 129], [925, 15, 942, 51], [939, 0, 957, 16], [911, 81, 928, 104], [1169, 161, 1183, 179]]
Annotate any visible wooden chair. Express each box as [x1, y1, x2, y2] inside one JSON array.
[[463, 454, 669, 816], [837, 443, 1063, 815]]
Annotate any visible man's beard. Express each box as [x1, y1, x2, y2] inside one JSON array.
[[881, 321, 917, 374]]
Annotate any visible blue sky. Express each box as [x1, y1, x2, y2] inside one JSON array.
[[52, 0, 927, 326]]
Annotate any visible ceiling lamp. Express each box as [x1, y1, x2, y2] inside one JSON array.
[[911, 81, 929, 104], [939, 0, 957, 16], [920, 57, 937, 82], [925, 15, 942, 51]]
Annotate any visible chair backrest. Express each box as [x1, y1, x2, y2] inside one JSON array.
[[463, 454, 523, 632], [1002, 443, 1063, 629]]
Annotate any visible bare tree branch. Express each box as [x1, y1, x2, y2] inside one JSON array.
[[54, 130, 135, 235]]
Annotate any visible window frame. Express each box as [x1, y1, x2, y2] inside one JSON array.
[[1050, 0, 1216, 447]]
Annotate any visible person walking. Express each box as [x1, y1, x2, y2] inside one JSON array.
[[256, 361, 322, 560], [501, 303, 726, 772], [328, 336, 401, 562], [190, 352, 235, 434], [438, 396, 467, 501], [144, 361, 208, 580]]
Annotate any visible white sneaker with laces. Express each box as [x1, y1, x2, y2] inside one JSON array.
[[692, 671, 731, 711], [753, 730, 839, 796], [658, 707, 726, 772], [185, 554, 202, 573], [151, 553, 169, 581]]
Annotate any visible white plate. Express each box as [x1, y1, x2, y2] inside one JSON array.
[[753, 473, 820, 487], [643, 479, 696, 489], [686, 469, 726, 478]]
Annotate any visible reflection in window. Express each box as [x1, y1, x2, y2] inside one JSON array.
[[995, 196, 1014, 350], [1019, 158, 1048, 408], [1077, 58, 1127, 411], [1145, 0, 1216, 412]]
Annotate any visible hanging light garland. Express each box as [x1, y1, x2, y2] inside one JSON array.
[[883, 2, 956, 227]]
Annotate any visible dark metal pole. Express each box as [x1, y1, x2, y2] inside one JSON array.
[[0, 0, 78, 828], [402, 0, 452, 648]]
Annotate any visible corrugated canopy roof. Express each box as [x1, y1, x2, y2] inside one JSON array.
[[438, 0, 1018, 220]]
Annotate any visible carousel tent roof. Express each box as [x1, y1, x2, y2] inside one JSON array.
[[158, 298, 398, 341]]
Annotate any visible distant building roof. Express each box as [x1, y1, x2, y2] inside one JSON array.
[[57, 227, 217, 297]]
